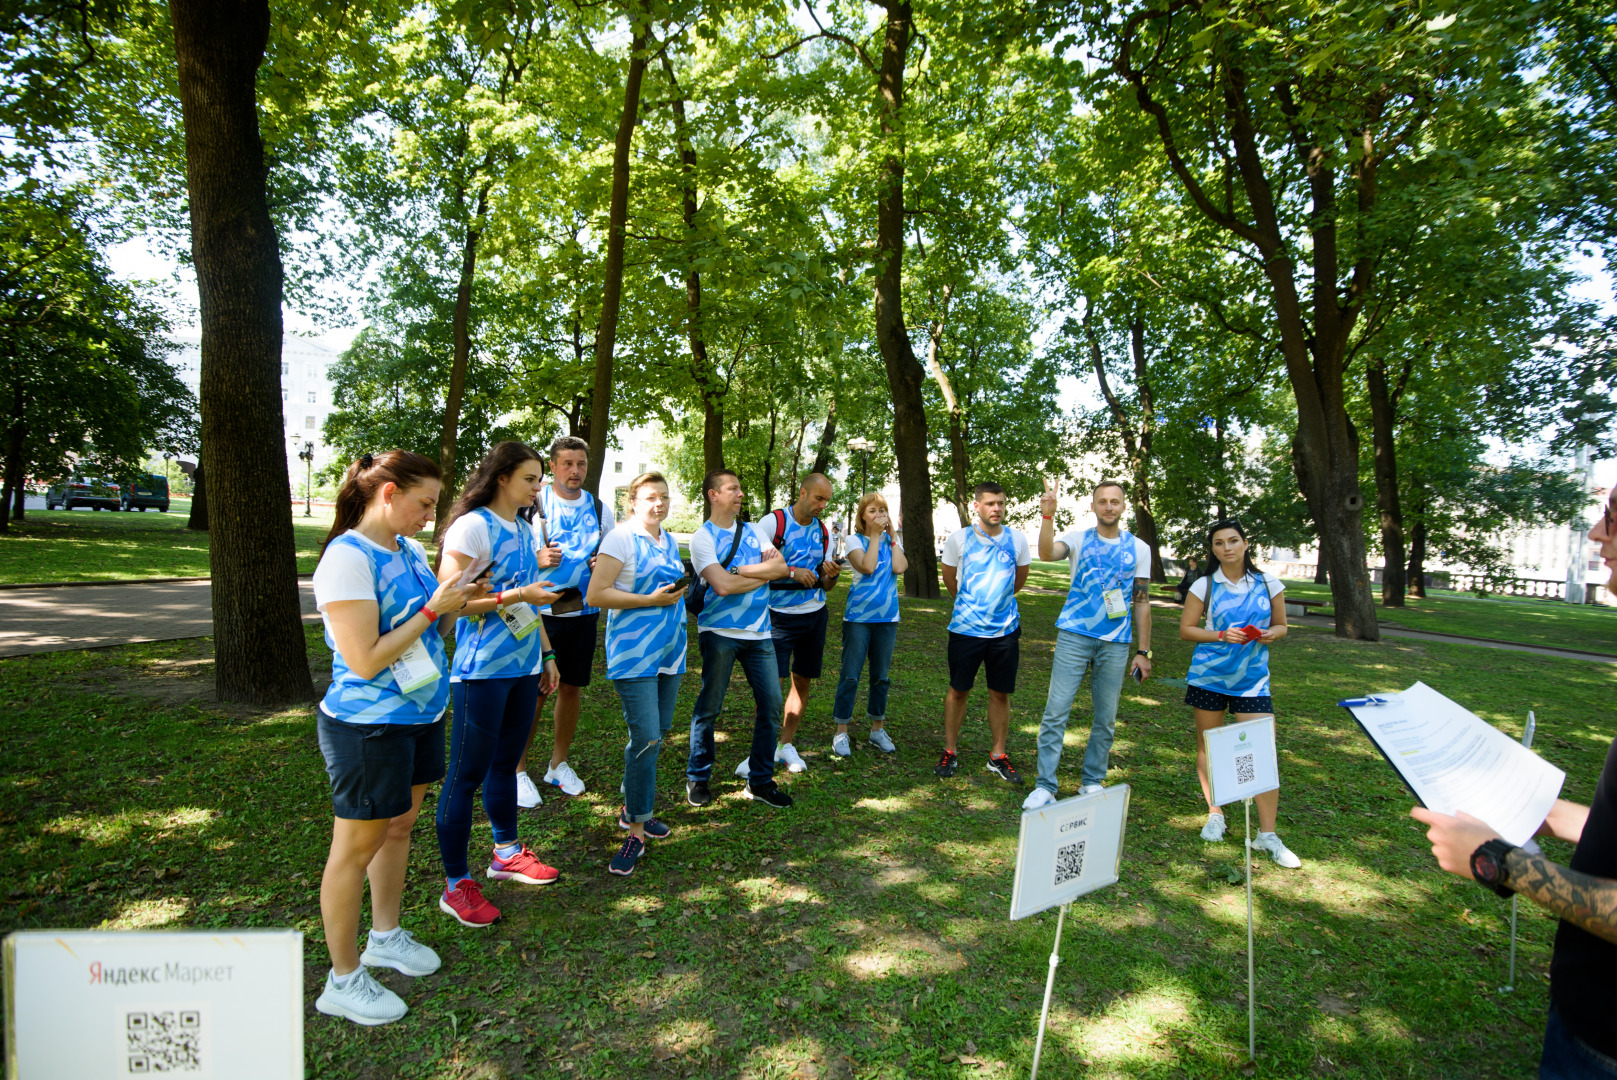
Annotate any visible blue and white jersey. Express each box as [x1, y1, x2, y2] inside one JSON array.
[[766, 508, 828, 614], [1055, 528, 1151, 643], [536, 484, 606, 617], [1187, 568, 1285, 697], [600, 521, 688, 679], [313, 531, 450, 726], [691, 519, 773, 638], [844, 533, 900, 624], [942, 526, 1031, 638], [443, 507, 543, 680]]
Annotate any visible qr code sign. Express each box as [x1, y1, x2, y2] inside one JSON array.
[[1052, 840, 1087, 887], [1234, 752, 1256, 785], [126, 1009, 202, 1074]]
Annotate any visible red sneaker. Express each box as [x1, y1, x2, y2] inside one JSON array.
[[440, 879, 500, 927], [486, 845, 561, 885]]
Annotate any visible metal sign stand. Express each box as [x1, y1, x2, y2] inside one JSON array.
[[1029, 903, 1071, 1080], [1244, 797, 1256, 1065], [1500, 710, 1537, 994]]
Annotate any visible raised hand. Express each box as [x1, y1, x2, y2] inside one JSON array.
[[1041, 477, 1059, 517]]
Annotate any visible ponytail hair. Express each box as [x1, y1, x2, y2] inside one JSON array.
[[446, 441, 544, 529], [322, 450, 442, 555], [1203, 518, 1262, 582]]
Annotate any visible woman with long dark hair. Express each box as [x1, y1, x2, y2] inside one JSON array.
[[831, 491, 907, 755], [312, 451, 485, 1026], [586, 472, 688, 876], [433, 441, 563, 928], [1178, 519, 1301, 868]]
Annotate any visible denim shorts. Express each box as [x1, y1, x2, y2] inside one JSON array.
[[317, 709, 446, 820]]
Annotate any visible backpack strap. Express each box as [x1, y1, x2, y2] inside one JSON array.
[[772, 508, 788, 549], [721, 520, 747, 570]]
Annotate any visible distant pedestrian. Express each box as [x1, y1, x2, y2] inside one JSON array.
[[832, 491, 907, 755], [1174, 555, 1201, 604]]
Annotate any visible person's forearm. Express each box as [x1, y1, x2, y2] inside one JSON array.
[[1540, 799, 1591, 844], [713, 573, 765, 596], [590, 586, 653, 610], [1505, 848, 1617, 945], [1133, 582, 1151, 651], [1038, 517, 1056, 561]]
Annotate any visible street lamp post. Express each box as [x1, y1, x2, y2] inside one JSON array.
[[162, 450, 174, 490], [298, 442, 315, 517], [846, 437, 875, 533]]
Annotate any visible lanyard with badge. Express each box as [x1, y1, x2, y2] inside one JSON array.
[[496, 520, 543, 639], [1082, 531, 1128, 620], [390, 539, 443, 693]]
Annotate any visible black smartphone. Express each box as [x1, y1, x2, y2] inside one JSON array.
[[1132, 667, 1144, 684]]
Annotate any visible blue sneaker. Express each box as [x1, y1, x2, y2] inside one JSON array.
[[619, 811, 671, 839], [609, 835, 646, 877]]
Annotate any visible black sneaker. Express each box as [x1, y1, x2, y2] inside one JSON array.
[[986, 753, 1024, 786], [686, 780, 712, 807], [934, 749, 959, 777], [619, 811, 672, 839], [743, 781, 794, 809], [609, 835, 646, 877]]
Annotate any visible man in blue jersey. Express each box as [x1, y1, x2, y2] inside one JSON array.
[[685, 470, 794, 809], [936, 481, 1032, 785], [514, 437, 610, 806], [765, 473, 842, 774], [1023, 479, 1153, 811]]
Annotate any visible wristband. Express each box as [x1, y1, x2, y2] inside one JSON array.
[[1041, 514, 1053, 520], [420, 606, 439, 623], [542, 650, 556, 662]]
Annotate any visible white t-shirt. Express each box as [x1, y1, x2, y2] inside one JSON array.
[[690, 521, 779, 640], [1058, 528, 1152, 583], [940, 526, 1032, 568], [1187, 568, 1286, 604], [597, 519, 673, 592], [441, 509, 518, 578], [312, 531, 434, 632]]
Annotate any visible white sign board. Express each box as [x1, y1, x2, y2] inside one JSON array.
[[1010, 785, 1131, 921], [1204, 716, 1280, 807], [5, 929, 303, 1079]]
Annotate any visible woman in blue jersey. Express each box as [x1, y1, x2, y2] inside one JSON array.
[[831, 492, 908, 756], [1178, 519, 1301, 868], [312, 451, 485, 1026], [435, 442, 563, 928], [586, 472, 688, 877]]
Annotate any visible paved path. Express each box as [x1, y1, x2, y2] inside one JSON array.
[[1289, 613, 1617, 664], [0, 579, 320, 658]]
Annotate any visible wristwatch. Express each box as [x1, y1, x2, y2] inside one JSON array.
[[1136, 649, 1153, 659], [1470, 838, 1517, 898]]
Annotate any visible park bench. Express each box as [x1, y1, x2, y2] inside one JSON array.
[[1284, 597, 1328, 618]]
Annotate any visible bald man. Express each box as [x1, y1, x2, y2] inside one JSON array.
[[752, 473, 842, 775]]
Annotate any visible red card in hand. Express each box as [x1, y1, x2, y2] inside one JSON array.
[[1240, 625, 1264, 643]]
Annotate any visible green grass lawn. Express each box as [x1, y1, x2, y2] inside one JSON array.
[[3, 588, 1610, 1078], [0, 503, 339, 583], [1278, 580, 1617, 657]]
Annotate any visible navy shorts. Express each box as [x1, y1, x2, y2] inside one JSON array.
[[1184, 684, 1274, 714], [948, 629, 1020, 694], [541, 611, 599, 688], [317, 709, 446, 820], [771, 606, 830, 679]]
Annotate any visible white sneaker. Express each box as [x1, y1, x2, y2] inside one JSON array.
[[832, 732, 851, 757], [868, 728, 896, 754], [775, 743, 808, 773], [734, 758, 753, 779], [361, 928, 441, 977], [1022, 787, 1056, 811], [1251, 831, 1302, 869], [315, 967, 407, 1026], [1200, 812, 1227, 842], [515, 772, 543, 809], [1077, 783, 1104, 796], [543, 761, 586, 796]]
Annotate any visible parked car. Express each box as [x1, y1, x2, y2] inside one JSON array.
[[44, 476, 121, 511], [120, 473, 170, 512]]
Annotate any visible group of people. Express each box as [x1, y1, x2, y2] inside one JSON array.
[[302, 433, 1617, 1080]]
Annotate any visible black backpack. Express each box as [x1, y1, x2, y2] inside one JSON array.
[[686, 521, 747, 618]]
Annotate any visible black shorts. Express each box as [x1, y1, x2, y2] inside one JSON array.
[[947, 629, 1020, 694], [542, 612, 600, 687], [1184, 684, 1274, 714], [771, 606, 830, 679], [317, 710, 446, 820]]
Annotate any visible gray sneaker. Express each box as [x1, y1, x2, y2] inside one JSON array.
[[361, 928, 441, 977], [315, 967, 407, 1026], [868, 728, 896, 754], [832, 732, 852, 757]]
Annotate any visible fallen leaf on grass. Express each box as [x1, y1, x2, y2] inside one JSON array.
[[639, 950, 657, 959], [652, 1045, 678, 1061], [569, 1041, 589, 1053]]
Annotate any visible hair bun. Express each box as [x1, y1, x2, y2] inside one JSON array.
[[359, 453, 374, 470]]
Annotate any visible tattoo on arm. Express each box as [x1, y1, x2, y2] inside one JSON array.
[[1132, 581, 1149, 604], [1506, 848, 1617, 945]]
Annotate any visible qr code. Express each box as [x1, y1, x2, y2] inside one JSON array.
[[1053, 840, 1086, 887], [125, 1009, 201, 1074], [1235, 752, 1256, 785]]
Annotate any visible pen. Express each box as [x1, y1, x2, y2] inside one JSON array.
[[1338, 694, 1401, 708]]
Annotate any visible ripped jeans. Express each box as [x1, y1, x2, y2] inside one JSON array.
[[614, 673, 681, 823]]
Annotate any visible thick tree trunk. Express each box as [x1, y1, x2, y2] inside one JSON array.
[[188, 462, 208, 530], [581, 23, 650, 494], [1366, 355, 1408, 607], [923, 285, 969, 528], [809, 399, 837, 478], [171, 0, 312, 704], [1406, 483, 1428, 598], [1, 381, 22, 532], [1088, 313, 1165, 580], [433, 185, 488, 541]]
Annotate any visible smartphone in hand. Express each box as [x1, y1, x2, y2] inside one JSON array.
[[1132, 667, 1144, 684]]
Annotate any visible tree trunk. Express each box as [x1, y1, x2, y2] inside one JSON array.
[[1406, 482, 1428, 598], [171, 0, 312, 704], [1, 380, 22, 532], [581, 22, 650, 494], [923, 285, 970, 528], [1087, 312, 1165, 580], [188, 462, 208, 530], [761, 401, 778, 512], [1314, 559, 1328, 585], [433, 184, 488, 541], [1366, 355, 1408, 607], [1212, 415, 1227, 520], [871, 0, 937, 598], [809, 399, 837, 478]]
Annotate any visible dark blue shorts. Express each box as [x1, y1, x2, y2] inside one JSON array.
[[1184, 685, 1274, 715], [771, 605, 829, 679], [317, 709, 446, 820]]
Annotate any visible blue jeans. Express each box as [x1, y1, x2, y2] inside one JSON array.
[[1543, 1003, 1617, 1078], [615, 673, 681, 822], [832, 620, 897, 724], [687, 632, 783, 785], [437, 675, 540, 878], [1035, 630, 1129, 793]]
